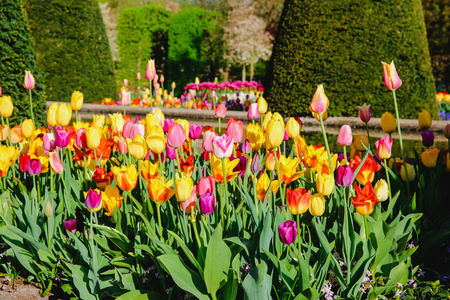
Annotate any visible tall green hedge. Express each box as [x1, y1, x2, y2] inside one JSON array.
[[168, 7, 225, 90], [25, 0, 117, 103], [0, 0, 45, 127], [266, 0, 437, 119], [116, 5, 171, 88]]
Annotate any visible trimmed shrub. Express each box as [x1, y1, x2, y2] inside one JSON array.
[[25, 0, 117, 103], [168, 7, 225, 90], [116, 5, 171, 88], [266, 0, 437, 119], [0, 0, 45, 127]]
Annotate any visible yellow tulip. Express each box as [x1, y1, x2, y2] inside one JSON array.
[[418, 110, 432, 130], [56, 103, 72, 127], [140, 160, 159, 180], [254, 172, 279, 201], [86, 127, 101, 149], [353, 135, 369, 151], [146, 125, 165, 154], [211, 154, 240, 183], [175, 176, 194, 202], [145, 113, 163, 135], [245, 123, 265, 151], [0, 145, 19, 177], [309, 193, 326, 216], [373, 179, 389, 202], [21, 119, 35, 139], [265, 119, 284, 149], [0, 96, 14, 118], [400, 163, 416, 182], [286, 118, 300, 139], [0, 125, 8, 142], [147, 176, 175, 205], [316, 173, 335, 196], [93, 114, 106, 127], [111, 163, 138, 191], [101, 185, 123, 216], [257, 97, 268, 115], [128, 134, 148, 160], [380, 112, 396, 134], [109, 113, 125, 134], [279, 155, 303, 184], [421, 148, 440, 168], [71, 91, 84, 111], [262, 112, 272, 130], [47, 103, 58, 128]]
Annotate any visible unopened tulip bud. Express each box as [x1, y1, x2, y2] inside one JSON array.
[[21, 119, 34, 139], [56, 103, 72, 127], [381, 112, 396, 134], [137, 72, 141, 80], [171, 82, 176, 90], [44, 201, 53, 217], [278, 220, 297, 245], [357, 103, 371, 123], [247, 103, 259, 120], [337, 125, 352, 146], [286, 118, 300, 139], [373, 179, 389, 202], [251, 153, 261, 173], [309, 84, 329, 115], [265, 151, 276, 171], [24, 71, 35, 90], [418, 110, 432, 130], [241, 140, 251, 153], [309, 193, 326, 216], [421, 131, 434, 147], [353, 135, 369, 151], [0, 96, 14, 118], [400, 163, 416, 182], [421, 148, 440, 168], [382, 61, 402, 91], [71, 91, 84, 111], [257, 97, 268, 115]]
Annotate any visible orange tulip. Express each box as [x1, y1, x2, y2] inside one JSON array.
[[286, 188, 311, 215], [351, 182, 378, 216], [111, 163, 138, 191], [349, 154, 381, 185], [147, 176, 175, 205]]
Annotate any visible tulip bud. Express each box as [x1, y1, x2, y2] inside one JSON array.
[[171, 82, 176, 90], [227, 119, 244, 143], [44, 201, 53, 217], [117, 136, 128, 154], [129, 134, 147, 160], [400, 163, 416, 182], [251, 153, 261, 173], [56, 104, 72, 127], [24, 71, 35, 90], [215, 103, 227, 118], [160, 75, 165, 83], [189, 124, 202, 140], [247, 103, 259, 119], [63, 219, 77, 233], [373, 179, 389, 202], [421, 148, 440, 168], [195, 77, 200, 85], [27, 158, 41, 175], [0, 96, 14, 118], [43, 133, 56, 151], [175, 176, 194, 202], [382, 61, 402, 91], [337, 125, 353, 146], [241, 140, 251, 154], [137, 72, 141, 80], [71, 91, 84, 111], [257, 97, 268, 115], [287, 188, 311, 215], [357, 103, 371, 123], [265, 119, 284, 149], [145, 59, 156, 80], [167, 123, 186, 148], [278, 220, 297, 245], [381, 112, 396, 134], [421, 131, 434, 147], [55, 127, 70, 148], [309, 193, 326, 216], [86, 127, 101, 149], [309, 84, 329, 115], [265, 151, 276, 171], [375, 137, 393, 159], [85, 188, 102, 212], [353, 135, 369, 151], [418, 110, 432, 130], [123, 79, 128, 87], [21, 119, 34, 139], [286, 118, 300, 139], [212, 134, 233, 159], [335, 165, 354, 187], [316, 173, 335, 196], [199, 192, 215, 214]]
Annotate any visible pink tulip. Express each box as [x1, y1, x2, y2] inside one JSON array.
[[202, 131, 218, 152], [357, 103, 371, 123], [145, 60, 156, 80], [241, 140, 251, 153], [75, 128, 87, 149], [166, 145, 176, 159], [226, 119, 244, 143], [189, 124, 202, 140], [199, 192, 215, 214], [121, 91, 130, 106], [309, 84, 329, 114], [211, 90, 216, 98], [375, 137, 393, 159], [49, 151, 64, 174], [24, 71, 35, 90], [55, 127, 70, 148], [117, 136, 128, 154], [382, 61, 402, 91], [283, 129, 289, 141], [0, 86, 2, 96], [43, 133, 56, 151], [137, 72, 141, 80], [163, 119, 175, 133], [247, 103, 259, 119], [85, 188, 102, 211], [167, 123, 186, 148], [123, 79, 128, 87], [197, 176, 216, 195], [160, 75, 165, 83], [130, 124, 145, 140], [27, 158, 41, 175], [337, 125, 353, 146], [215, 103, 227, 118], [212, 134, 233, 159], [63, 219, 77, 233], [123, 120, 134, 139]]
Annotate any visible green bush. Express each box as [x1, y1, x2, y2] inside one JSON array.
[[168, 7, 225, 90], [266, 0, 437, 119], [25, 0, 117, 103], [0, 0, 46, 127], [116, 5, 171, 89]]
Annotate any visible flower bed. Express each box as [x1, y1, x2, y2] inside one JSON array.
[[0, 63, 449, 299]]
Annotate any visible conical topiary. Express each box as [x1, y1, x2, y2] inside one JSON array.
[[266, 0, 437, 119]]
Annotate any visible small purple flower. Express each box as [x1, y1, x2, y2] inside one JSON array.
[[85, 188, 102, 211], [278, 220, 297, 245], [421, 131, 434, 147], [63, 219, 77, 233], [199, 193, 215, 214], [189, 124, 202, 140], [27, 158, 41, 175], [231, 156, 248, 178]]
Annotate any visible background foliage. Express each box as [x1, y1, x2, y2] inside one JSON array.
[[265, 0, 437, 119], [0, 0, 45, 127], [25, 0, 117, 103], [116, 5, 172, 88]]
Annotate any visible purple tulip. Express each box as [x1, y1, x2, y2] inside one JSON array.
[[166, 145, 176, 159], [251, 153, 260, 173], [163, 119, 175, 133], [231, 155, 248, 178], [27, 158, 41, 175], [278, 220, 298, 245], [335, 165, 354, 187], [199, 192, 215, 214], [63, 219, 77, 233], [85, 188, 102, 211], [421, 131, 434, 147], [55, 127, 70, 148], [189, 124, 202, 140], [241, 140, 251, 154]]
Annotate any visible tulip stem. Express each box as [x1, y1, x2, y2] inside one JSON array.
[[365, 123, 371, 150], [343, 146, 347, 165], [221, 158, 229, 228], [149, 82, 153, 110], [75, 110, 78, 122], [5, 118, 12, 147], [273, 150, 285, 206], [192, 221, 205, 263], [29, 89, 35, 126], [383, 159, 393, 204], [175, 148, 181, 176], [157, 203, 164, 241], [253, 174, 258, 215], [392, 90, 410, 196], [363, 215, 369, 241], [158, 153, 164, 175], [319, 113, 334, 175], [218, 118, 221, 134]]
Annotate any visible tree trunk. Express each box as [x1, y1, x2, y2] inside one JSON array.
[[242, 63, 246, 81], [250, 53, 254, 80]]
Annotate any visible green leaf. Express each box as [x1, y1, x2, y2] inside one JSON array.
[[204, 224, 231, 296], [116, 290, 161, 300], [167, 229, 203, 276], [157, 254, 209, 300], [66, 263, 97, 300], [91, 224, 133, 254], [293, 287, 319, 300], [242, 262, 272, 300]]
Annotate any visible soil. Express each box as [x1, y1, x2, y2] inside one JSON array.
[[0, 277, 48, 300]]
